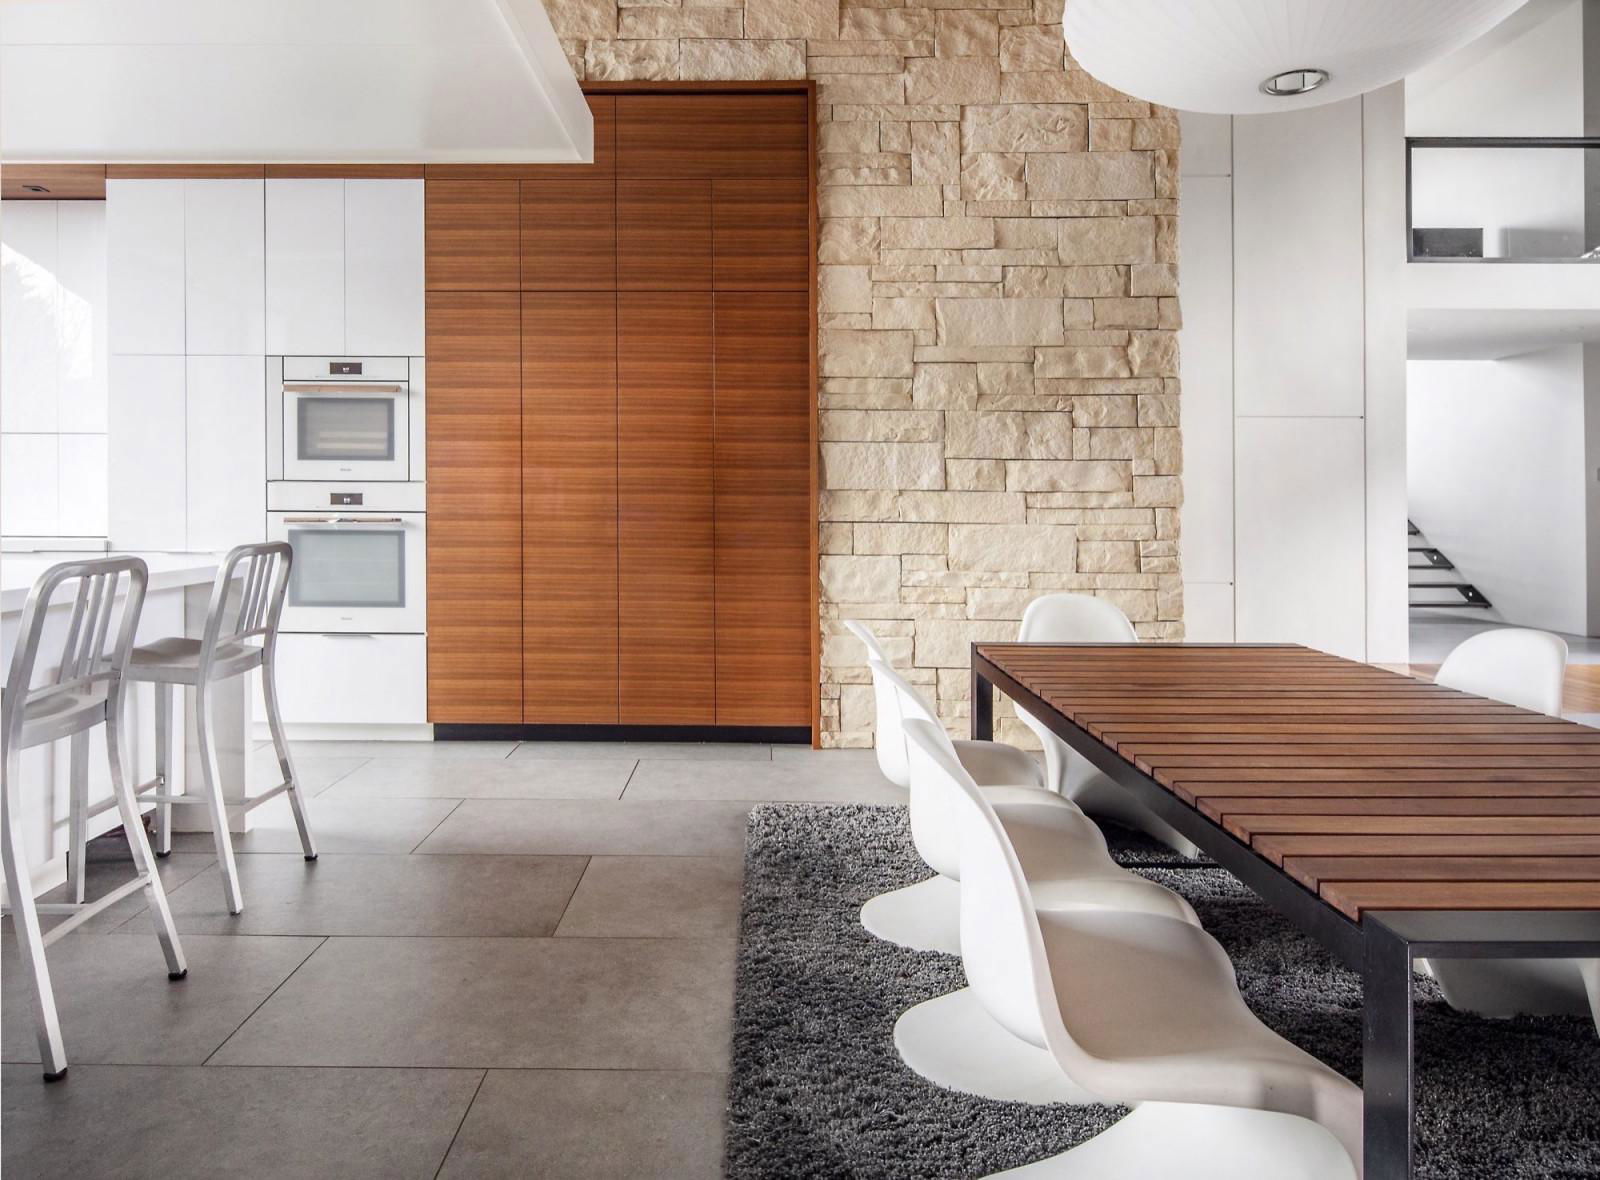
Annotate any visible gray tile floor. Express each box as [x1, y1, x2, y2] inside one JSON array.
[[2, 741, 898, 1179]]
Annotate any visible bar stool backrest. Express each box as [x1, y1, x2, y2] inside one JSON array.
[[201, 542, 293, 662], [3, 557, 149, 750]]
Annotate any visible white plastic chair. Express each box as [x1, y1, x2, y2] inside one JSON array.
[[1427, 628, 1598, 1036], [896, 717, 1204, 1104], [904, 720, 1363, 1179], [1014, 594, 1200, 858], [844, 620, 1045, 791], [1, 557, 188, 1080]]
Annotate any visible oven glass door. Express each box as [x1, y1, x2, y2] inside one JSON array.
[[283, 387, 409, 481], [272, 514, 425, 633]]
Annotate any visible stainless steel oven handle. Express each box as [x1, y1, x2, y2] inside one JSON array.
[[281, 516, 407, 525], [282, 383, 405, 395]]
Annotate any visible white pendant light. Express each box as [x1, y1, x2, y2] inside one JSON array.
[[1061, 0, 1531, 114]]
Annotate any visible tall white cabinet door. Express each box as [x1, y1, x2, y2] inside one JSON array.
[[55, 201, 109, 433], [185, 180, 265, 356], [345, 179, 425, 356], [0, 200, 59, 432], [265, 179, 344, 356], [107, 180, 186, 355], [108, 354, 186, 549], [186, 355, 266, 551]]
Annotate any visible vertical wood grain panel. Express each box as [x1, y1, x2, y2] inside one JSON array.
[[618, 293, 715, 723], [616, 94, 809, 179], [425, 180, 520, 291], [520, 179, 617, 291], [522, 293, 619, 723], [617, 179, 711, 291], [714, 292, 814, 726], [426, 292, 522, 722], [713, 179, 809, 292]]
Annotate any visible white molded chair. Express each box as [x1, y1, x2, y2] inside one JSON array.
[[1427, 628, 1598, 1036], [1, 558, 189, 1080], [845, 620, 1044, 791], [896, 717, 1204, 1104], [1014, 594, 1200, 858], [122, 543, 317, 915], [905, 721, 1363, 1179]]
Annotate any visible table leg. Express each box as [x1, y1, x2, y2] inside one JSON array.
[[971, 658, 994, 742], [1363, 920, 1415, 1180]]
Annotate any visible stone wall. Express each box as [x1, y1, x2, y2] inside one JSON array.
[[546, 0, 1184, 746]]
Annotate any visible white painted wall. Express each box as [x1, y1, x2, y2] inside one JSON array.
[[1408, 347, 1590, 634], [0, 199, 108, 539]]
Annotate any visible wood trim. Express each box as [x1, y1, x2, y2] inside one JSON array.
[[582, 81, 815, 95], [105, 164, 266, 179], [807, 83, 820, 746], [2, 165, 106, 200], [265, 164, 424, 179]]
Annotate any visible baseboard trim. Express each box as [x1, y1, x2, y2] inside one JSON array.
[[434, 723, 813, 744]]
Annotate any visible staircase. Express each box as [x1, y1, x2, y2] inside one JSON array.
[[1408, 521, 1493, 611]]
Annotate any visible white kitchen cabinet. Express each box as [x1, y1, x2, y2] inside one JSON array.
[[57, 434, 109, 537], [265, 179, 344, 356], [108, 354, 186, 549], [0, 434, 59, 536], [0, 201, 60, 433], [185, 355, 265, 551], [54, 201, 109, 433], [184, 180, 265, 356], [262, 633, 427, 725], [345, 180, 425, 356], [107, 179, 185, 355]]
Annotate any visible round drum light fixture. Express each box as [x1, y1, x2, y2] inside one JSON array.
[[1061, 0, 1531, 114]]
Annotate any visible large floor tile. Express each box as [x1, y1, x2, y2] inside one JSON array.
[[622, 757, 903, 803], [248, 751, 371, 797], [770, 745, 880, 767], [438, 1069, 726, 1180], [173, 795, 459, 855], [276, 739, 517, 761], [3, 852, 216, 937], [143, 854, 587, 937], [1, 1064, 481, 1179], [322, 756, 635, 800], [2, 934, 320, 1066], [414, 799, 753, 857], [556, 856, 743, 939], [510, 741, 772, 762], [209, 936, 735, 1071]]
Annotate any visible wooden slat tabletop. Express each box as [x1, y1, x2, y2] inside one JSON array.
[[977, 642, 1600, 920]]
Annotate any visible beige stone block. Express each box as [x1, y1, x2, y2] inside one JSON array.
[[1131, 117, 1182, 150], [910, 122, 961, 185], [949, 522, 1075, 573], [1138, 393, 1178, 428], [547, 0, 617, 39], [819, 155, 912, 187], [898, 491, 1026, 523], [842, 6, 934, 40], [820, 489, 898, 521], [1006, 459, 1129, 492], [991, 219, 1056, 250], [680, 37, 808, 79], [1098, 587, 1157, 622], [977, 362, 1033, 400], [745, 0, 838, 37], [937, 265, 1005, 283], [961, 153, 1026, 202], [820, 522, 854, 555], [854, 522, 950, 555], [873, 298, 937, 331], [879, 121, 912, 153], [619, 7, 742, 37], [839, 683, 876, 733], [1093, 297, 1159, 329], [999, 24, 1064, 71], [946, 458, 1007, 490], [823, 186, 945, 218], [1127, 330, 1178, 377], [1001, 69, 1119, 104], [822, 442, 946, 490], [946, 411, 1026, 458], [1133, 475, 1182, 508], [935, 10, 1000, 56], [1089, 119, 1134, 152], [914, 617, 1020, 669], [1158, 298, 1182, 330], [820, 265, 874, 314], [821, 409, 943, 443], [881, 216, 994, 251], [1026, 153, 1154, 201], [821, 554, 902, 603], [1129, 262, 1177, 296], [937, 297, 1063, 347], [1077, 541, 1139, 573], [911, 363, 979, 409], [1058, 216, 1156, 264], [820, 329, 916, 378], [820, 218, 881, 265], [817, 74, 906, 106], [1078, 427, 1153, 461], [1153, 428, 1181, 476], [1035, 346, 1131, 380], [1071, 395, 1138, 428], [585, 39, 680, 80], [906, 58, 1000, 105], [822, 312, 873, 331], [820, 123, 880, 154], [961, 104, 1086, 153]]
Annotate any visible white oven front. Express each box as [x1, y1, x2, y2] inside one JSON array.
[[268, 512, 425, 634], [283, 382, 410, 481]]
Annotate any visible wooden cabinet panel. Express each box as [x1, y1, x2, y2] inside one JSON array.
[[426, 96, 617, 180], [714, 293, 813, 727], [618, 293, 715, 724], [618, 180, 710, 291], [425, 180, 519, 291], [520, 179, 616, 291], [522, 294, 619, 724], [616, 94, 809, 180], [426, 292, 522, 723], [713, 179, 809, 292]]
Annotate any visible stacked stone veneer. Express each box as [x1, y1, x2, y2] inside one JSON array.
[[547, 0, 1184, 746]]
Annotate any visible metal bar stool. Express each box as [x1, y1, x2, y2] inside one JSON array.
[[120, 542, 317, 916], [1, 556, 189, 1080]]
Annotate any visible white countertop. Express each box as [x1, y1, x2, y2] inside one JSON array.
[[1, 551, 222, 615]]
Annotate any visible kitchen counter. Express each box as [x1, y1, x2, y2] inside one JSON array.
[[1, 550, 221, 615]]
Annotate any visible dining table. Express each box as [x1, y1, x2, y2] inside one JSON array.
[[969, 641, 1600, 1180]]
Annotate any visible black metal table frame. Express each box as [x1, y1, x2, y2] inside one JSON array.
[[971, 644, 1600, 1180]]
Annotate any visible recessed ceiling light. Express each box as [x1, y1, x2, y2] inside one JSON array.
[[1261, 68, 1330, 97]]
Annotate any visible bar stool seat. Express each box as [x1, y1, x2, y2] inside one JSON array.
[[129, 636, 263, 683], [21, 686, 111, 739]]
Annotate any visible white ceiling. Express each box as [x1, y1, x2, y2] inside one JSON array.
[[1408, 307, 1600, 360], [0, 0, 591, 164]]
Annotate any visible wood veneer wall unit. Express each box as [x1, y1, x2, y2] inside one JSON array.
[[425, 291, 524, 723], [425, 179, 520, 291], [519, 178, 616, 291], [617, 180, 711, 291], [1, 165, 106, 200]]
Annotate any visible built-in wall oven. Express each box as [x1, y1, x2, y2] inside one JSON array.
[[269, 356, 418, 482]]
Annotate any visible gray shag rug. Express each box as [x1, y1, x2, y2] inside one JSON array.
[[725, 804, 1600, 1180]]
